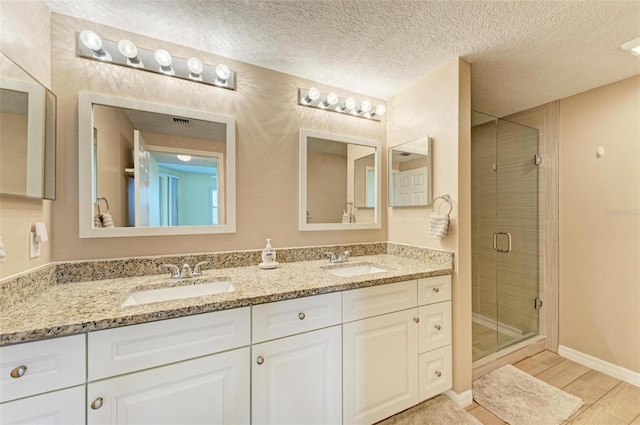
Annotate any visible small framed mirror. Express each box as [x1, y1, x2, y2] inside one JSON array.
[[78, 92, 235, 238], [1, 52, 56, 199], [299, 129, 381, 231], [389, 135, 432, 207]]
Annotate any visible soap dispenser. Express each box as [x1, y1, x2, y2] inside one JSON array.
[[260, 238, 277, 268]]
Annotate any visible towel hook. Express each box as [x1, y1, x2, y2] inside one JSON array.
[[433, 194, 453, 216], [96, 195, 110, 215]]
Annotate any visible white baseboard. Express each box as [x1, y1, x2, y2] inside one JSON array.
[[558, 345, 640, 387], [445, 389, 474, 407]]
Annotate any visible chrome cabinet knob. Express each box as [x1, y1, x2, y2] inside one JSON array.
[[10, 365, 27, 378], [413, 317, 420, 323], [433, 287, 440, 293], [257, 356, 264, 365], [298, 312, 306, 320], [434, 324, 442, 331], [91, 397, 104, 410], [435, 370, 442, 378]]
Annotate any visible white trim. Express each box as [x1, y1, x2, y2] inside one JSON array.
[[558, 345, 640, 387], [445, 389, 474, 407]]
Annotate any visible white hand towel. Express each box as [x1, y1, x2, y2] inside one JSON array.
[[342, 211, 351, 223], [94, 214, 103, 228], [100, 212, 115, 228], [428, 213, 449, 240]]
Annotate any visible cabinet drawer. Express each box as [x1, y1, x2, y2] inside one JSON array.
[[417, 275, 451, 306], [0, 385, 85, 425], [342, 280, 417, 322], [88, 307, 250, 381], [418, 301, 452, 353], [418, 345, 452, 402], [0, 334, 86, 403], [252, 293, 341, 343]]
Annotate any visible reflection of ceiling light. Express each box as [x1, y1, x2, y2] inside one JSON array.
[[177, 155, 192, 162], [621, 36, 640, 56], [80, 30, 112, 60]]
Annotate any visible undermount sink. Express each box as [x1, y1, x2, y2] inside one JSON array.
[[325, 264, 387, 278], [122, 280, 235, 307]]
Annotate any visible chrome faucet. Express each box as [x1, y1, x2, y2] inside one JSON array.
[[326, 250, 350, 264], [163, 261, 209, 279]]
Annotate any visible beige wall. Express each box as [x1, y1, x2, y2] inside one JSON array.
[[559, 75, 640, 373], [0, 0, 51, 279], [0, 113, 28, 195], [386, 58, 473, 394], [50, 13, 386, 261]]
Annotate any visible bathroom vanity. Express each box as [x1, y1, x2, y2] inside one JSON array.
[[0, 250, 452, 425]]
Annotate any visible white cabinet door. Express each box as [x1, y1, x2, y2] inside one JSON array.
[[0, 385, 85, 425], [343, 308, 419, 425], [252, 326, 341, 425], [87, 347, 249, 425]]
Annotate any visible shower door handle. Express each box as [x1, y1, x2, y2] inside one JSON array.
[[493, 231, 512, 253]]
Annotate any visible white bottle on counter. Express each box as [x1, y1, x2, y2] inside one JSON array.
[[260, 238, 277, 267]]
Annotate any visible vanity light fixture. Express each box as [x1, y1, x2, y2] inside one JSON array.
[[118, 39, 142, 67], [621, 36, 640, 56], [79, 30, 112, 61], [298, 88, 385, 121], [77, 30, 236, 90]]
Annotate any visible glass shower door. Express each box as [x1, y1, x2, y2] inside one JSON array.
[[471, 111, 540, 362]]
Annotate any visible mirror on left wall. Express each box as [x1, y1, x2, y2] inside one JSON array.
[[0, 52, 56, 199], [78, 92, 236, 238]]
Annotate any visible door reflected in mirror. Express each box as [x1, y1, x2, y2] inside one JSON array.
[[79, 93, 235, 238], [389, 135, 432, 207], [300, 129, 381, 231]]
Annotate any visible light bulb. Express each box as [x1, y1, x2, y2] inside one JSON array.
[[215, 64, 231, 84], [320, 92, 339, 108], [375, 104, 386, 117], [301, 87, 320, 105], [343, 97, 357, 111], [117, 39, 142, 67], [80, 30, 111, 60], [177, 155, 192, 162], [154, 49, 174, 74], [359, 100, 372, 114], [187, 58, 204, 75], [80, 30, 102, 51]]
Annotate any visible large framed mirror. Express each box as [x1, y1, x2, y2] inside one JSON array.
[[388, 135, 432, 207], [299, 129, 381, 231], [0, 52, 56, 199], [78, 92, 235, 238]]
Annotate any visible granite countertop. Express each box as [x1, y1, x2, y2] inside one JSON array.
[[0, 254, 452, 346]]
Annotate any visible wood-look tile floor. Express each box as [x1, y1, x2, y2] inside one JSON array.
[[465, 350, 640, 424]]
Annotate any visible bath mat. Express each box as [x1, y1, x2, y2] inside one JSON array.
[[472, 364, 583, 425], [377, 394, 482, 425]]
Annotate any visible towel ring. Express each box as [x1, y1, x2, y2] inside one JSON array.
[[433, 194, 453, 216], [96, 196, 110, 215]]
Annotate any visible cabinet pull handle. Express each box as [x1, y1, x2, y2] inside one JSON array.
[[434, 324, 442, 331], [257, 356, 265, 365], [10, 365, 27, 378], [413, 317, 420, 323], [298, 312, 306, 320], [433, 287, 440, 293], [435, 371, 442, 378], [91, 397, 103, 410]]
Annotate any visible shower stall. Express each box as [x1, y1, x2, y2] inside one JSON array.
[[471, 111, 540, 362]]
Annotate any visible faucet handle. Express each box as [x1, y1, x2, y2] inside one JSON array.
[[339, 250, 350, 261], [325, 252, 337, 262], [163, 264, 180, 279], [193, 261, 209, 275]]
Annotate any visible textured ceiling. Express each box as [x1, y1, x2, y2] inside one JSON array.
[[44, 0, 640, 117]]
